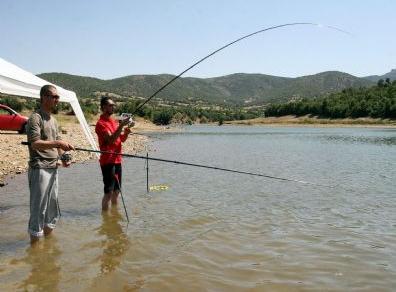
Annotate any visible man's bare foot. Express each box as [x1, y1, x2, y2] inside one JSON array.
[[102, 194, 111, 211], [111, 192, 119, 205], [43, 226, 53, 236], [30, 235, 39, 245], [102, 201, 109, 211]]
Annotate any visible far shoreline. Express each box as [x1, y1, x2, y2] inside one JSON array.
[[222, 115, 396, 128]]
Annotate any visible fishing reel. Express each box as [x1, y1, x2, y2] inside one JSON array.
[[59, 152, 72, 163], [120, 113, 135, 128]]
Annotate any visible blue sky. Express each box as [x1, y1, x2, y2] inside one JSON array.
[[1, 0, 395, 79]]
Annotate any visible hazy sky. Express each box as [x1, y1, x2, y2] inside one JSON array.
[[1, 0, 395, 79]]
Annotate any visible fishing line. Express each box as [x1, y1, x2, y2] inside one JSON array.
[[21, 24, 349, 192], [133, 22, 351, 113]]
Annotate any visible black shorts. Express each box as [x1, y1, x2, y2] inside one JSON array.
[[100, 163, 122, 194]]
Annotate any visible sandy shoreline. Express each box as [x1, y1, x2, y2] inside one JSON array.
[[0, 116, 162, 187]]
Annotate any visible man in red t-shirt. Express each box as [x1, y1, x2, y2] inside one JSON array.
[[95, 96, 134, 211]]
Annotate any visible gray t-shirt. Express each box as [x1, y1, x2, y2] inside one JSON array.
[[27, 109, 60, 168]]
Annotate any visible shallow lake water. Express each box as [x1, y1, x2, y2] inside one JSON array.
[[1, 125, 395, 291]]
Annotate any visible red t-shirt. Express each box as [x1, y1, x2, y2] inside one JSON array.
[[95, 114, 122, 166]]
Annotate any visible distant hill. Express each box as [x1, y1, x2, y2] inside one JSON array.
[[265, 77, 396, 120], [38, 71, 374, 106], [364, 69, 396, 82], [37, 73, 107, 97]]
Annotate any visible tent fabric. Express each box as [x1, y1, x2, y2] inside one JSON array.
[[0, 57, 98, 152]]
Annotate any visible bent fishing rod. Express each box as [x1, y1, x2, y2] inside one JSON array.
[[133, 22, 350, 113]]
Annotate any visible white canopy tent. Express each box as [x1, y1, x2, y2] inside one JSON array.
[[0, 57, 97, 151]]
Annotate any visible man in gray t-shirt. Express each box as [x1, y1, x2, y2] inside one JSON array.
[[26, 84, 74, 245]]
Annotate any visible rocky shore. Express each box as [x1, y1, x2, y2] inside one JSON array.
[[0, 117, 160, 187]]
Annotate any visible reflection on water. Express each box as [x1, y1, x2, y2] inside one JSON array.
[[318, 134, 396, 146], [18, 238, 61, 291], [97, 207, 129, 275]]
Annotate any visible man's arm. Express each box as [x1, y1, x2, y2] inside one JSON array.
[[101, 117, 130, 145], [27, 114, 73, 151], [120, 126, 133, 142], [31, 140, 74, 151]]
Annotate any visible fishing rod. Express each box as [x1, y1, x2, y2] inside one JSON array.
[[114, 173, 129, 223], [73, 147, 332, 188], [21, 142, 333, 187], [133, 22, 350, 113]]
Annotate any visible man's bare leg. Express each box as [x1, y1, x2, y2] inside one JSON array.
[[102, 192, 112, 211], [111, 190, 119, 205]]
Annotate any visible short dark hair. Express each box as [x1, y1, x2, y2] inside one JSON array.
[[40, 84, 56, 99], [100, 96, 111, 109]]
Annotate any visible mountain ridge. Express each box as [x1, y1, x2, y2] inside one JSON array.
[[364, 69, 396, 82], [38, 70, 377, 105]]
